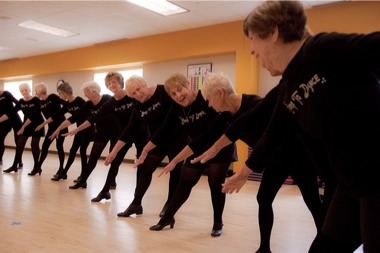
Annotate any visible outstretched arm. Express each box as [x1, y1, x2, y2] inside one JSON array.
[[158, 145, 194, 177], [222, 164, 252, 194], [18, 118, 32, 136], [104, 140, 126, 166], [190, 134, 232, 164], [62, 120, 91, 137], [49, 119, 72, 140], [35, 117, 53, 132], [0, 114, 9, 123], [134, 141, 156, 168]]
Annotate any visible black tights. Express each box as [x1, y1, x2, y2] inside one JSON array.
[[256, 163, 322, 252], [163, 161, 230, 224], [62, 131, 91, 176], [36, 134, 65, 172], [100, 142, 132, 193], [0, 129, 9, 162], [130, 148, 183, 209], [11, 135, 40, 169], [79, 140, 112, 183]]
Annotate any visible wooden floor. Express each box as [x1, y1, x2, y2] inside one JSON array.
[[2, 148, 320, 253]]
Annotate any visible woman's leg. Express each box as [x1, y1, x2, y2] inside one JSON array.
[[207, 162, 230, 225], [256, 165, 289, 252], [117, 149, 164, 217], [73, 141, 107, 185], [35, 136, 53, 171], [11, 135, 28, 168], [55, 134, 66, 172], [61, 133, 82, 175], [360, 193, 380, 253], [317, 187, 361, 253], [0, 129, 9, 163], [290, 162, 322, 229], [30, 136, 41, 172], [161, 164, 203, 219], [98, 142, 131, 194]]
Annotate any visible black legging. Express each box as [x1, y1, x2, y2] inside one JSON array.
[[256, 160, 322, 253], [62, 131, 91, 176], [0, 128, 10, 162], [129, 146, 184, 209], [36, 131, 65, 172], [11, 135, 40, 169], [79, 140, 113, 183], [100, 134, 147, 193], [162, 161, 231, 224]]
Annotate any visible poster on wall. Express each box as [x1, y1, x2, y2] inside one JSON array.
[[187, 63, 212, 91]]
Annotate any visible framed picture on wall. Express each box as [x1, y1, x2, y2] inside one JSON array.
[[187, 63, 212, 90]]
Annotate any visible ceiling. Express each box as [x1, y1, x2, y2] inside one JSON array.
[[0, 0, 343, 62]]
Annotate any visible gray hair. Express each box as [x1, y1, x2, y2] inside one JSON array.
[[81, 81, 101, 94], [201, 72, 236, 98]]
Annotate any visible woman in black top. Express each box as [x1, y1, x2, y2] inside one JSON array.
[[22, 83, 68, 176], [2, 83, 44, 173], [190, 73, 322, 253], [41, 80, 93, 181], [50, 81, 112, 189], [198, 1, 380, 252], [65, 72, 149, 202], [105, 75, 187, 218], [138, 73, 236, 237], [0, 90, 22, 168]]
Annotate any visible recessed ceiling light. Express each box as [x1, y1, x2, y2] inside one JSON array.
[[126, 0, 188, 16], [18, 20, 79, 38]]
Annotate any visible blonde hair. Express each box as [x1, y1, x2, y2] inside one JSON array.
[[125, 75, 147, 97], [201, 72, 235, 98], [34, 82, 48, 95], [164, 73, 189, 94], [81, 81, 101, 94]]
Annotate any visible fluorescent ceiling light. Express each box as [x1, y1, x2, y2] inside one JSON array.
[[18, 20, 79, 38], [127, 0, 188, 16]]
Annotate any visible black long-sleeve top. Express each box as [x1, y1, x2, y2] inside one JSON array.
[[51, 96, 87, 126], [30, 94, 66, 129], [67, 94, 112, 142], [240, 32, 380, 195], [0, 91, 22, 131], [119, 85, 185, 150], [14, 97, 44, 126], [188, 94, 262, 158], [87, 95, 149, 142]]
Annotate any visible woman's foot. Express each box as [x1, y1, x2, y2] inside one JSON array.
[[211, 223, 223, 237], [69, 182, 87, 189], [51, 173, 67, 181], [91, 192, 111, 202], [28, 168, 42, 176], [52, 169, 63, 178], [117, 204, 143, 217], [3, 166, 18, 173], [73, 176, 82, 183], [18, 162, 23, 169], [149, 217, 175, 231]]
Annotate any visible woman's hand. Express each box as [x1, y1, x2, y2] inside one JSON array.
[[134, 151, 148, 168], [158, 162, 176, 177], [222, 165, 252, 194], [190, 146, 218, 164], [104, 151, 116, 166]]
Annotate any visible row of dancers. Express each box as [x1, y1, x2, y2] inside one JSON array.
[[1, 71, 323, 253]]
